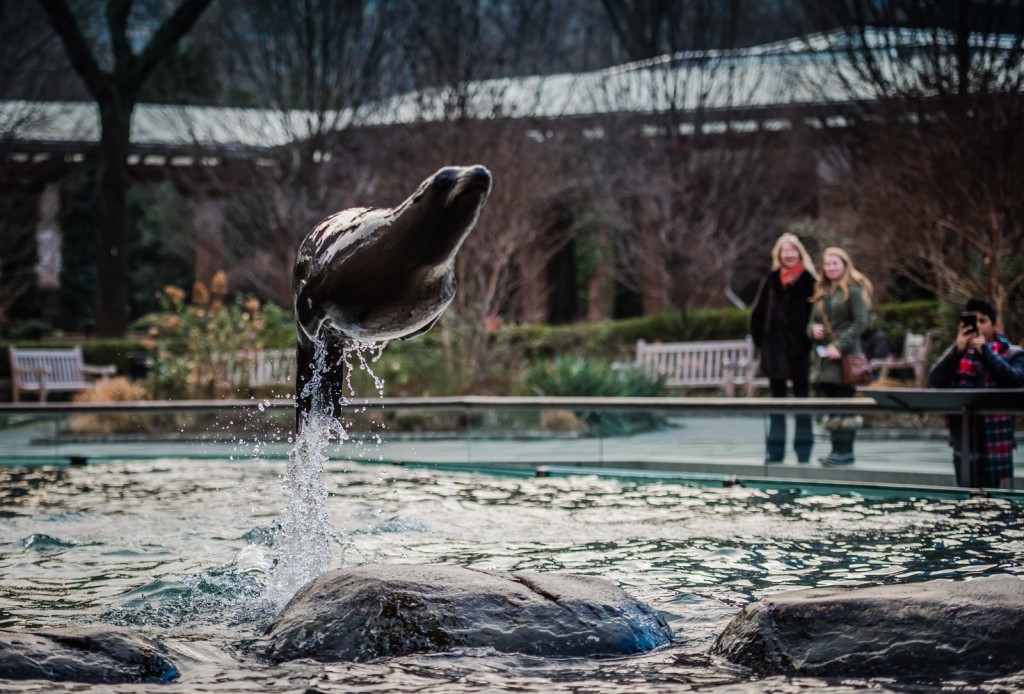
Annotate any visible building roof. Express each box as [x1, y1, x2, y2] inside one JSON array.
[[2, 27, 1019, 159]]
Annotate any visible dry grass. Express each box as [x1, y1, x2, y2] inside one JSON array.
[[539, 409, 584, 433], [66, 377, 153, 435], [864, 375, 916, 389]]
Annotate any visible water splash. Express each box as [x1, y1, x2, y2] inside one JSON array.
[[263, 338, 387, 606]]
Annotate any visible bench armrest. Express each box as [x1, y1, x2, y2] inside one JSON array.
[[82, 364, 117, 379]]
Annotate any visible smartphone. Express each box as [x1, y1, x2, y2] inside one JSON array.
[[816, 345, 828, 357], [960, 312, 978, 333]]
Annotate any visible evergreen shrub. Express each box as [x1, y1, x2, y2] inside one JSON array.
[[525, 354, 670, 436]]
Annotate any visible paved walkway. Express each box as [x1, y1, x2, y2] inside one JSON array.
[[2, 414, 1020, 492]]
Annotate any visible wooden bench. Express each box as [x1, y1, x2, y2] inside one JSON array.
[[8, 346, 116, 402], [633, 337, 768, 396], [870, 330, 935, 387]]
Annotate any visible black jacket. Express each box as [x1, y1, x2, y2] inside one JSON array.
[[927, 339, 1024, 390], [749, 269, 815, 381], [927, 337, 1024, 448]]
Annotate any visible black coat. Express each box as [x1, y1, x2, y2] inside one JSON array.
[[749, 269, 815, 381]]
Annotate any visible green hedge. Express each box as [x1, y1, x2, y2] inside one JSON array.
[[508, 308, 752, 363], [873, 299, 943, 334], [0, 300, 943, 394], [507, 302, 940, 363]]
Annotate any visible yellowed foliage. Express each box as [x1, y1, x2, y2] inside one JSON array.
[[67, 377, 152, 435], [540, 409, 584, 433]]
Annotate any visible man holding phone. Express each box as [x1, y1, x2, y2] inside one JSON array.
[[928, 298, 1024, 488]]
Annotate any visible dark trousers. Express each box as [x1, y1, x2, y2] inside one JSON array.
[[766, 376, 813, 461], [814, 382, 856, 399], [814, 382, 858, 462]]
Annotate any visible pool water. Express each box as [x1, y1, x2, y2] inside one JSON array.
[[1, 458, 1022, 693]]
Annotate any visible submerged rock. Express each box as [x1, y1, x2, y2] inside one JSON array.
[[711, 576, 1024, 680], [0, 626, 178, 684], [261, 564, 673, 662]]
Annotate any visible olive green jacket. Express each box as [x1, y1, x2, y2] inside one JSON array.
[[808, 285, 869, 385]]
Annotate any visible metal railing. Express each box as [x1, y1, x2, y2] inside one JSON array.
[[0, 393, 1021, 493], [1, 391, 1021, 416]]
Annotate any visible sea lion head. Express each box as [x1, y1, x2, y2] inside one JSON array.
[[399, 165, 492, 265], [293, 165, 492, 348]]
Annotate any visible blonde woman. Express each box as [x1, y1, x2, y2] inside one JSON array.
[[808, 247, 873, 467], [749, 233, 818, 463]]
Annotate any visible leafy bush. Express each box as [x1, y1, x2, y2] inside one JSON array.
[[136, 273, 295, 399], [5, 319, 55, 341], [682, 306, 754, 340], [525, 355, 670, 436], [872, 300, 942, 339], [510, 313, 681, 364]]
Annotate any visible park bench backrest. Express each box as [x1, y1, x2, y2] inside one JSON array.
[[902, 331, 930, 363], [634, 337, 758, 391], [8, 346, 116, 402], [9, 347, 89, 401]]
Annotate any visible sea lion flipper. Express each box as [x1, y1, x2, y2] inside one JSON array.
[[296, 337, 350, 432]]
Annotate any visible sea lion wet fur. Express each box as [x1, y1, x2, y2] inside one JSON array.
[[292, 165, 492, 427]]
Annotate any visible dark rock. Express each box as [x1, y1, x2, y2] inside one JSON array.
[[711, 576, 1024, 679], [260, 564, 673, 662], [0, 626, 178, 683]]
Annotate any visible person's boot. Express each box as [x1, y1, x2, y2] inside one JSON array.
[[794, 414, 813, 463], [765, 414, 786, 463], [819, 428, 855, 467]]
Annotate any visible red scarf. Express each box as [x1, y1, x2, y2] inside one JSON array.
[[779, 263, 804, 286]]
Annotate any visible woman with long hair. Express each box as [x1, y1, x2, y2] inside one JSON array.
[[808, 247, 873, 467], [749, 233, 818, 463]]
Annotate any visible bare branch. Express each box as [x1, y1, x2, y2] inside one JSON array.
[[36, 0, 108, 99]]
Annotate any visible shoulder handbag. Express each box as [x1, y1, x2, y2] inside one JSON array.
[[818, 299, 872, 387]]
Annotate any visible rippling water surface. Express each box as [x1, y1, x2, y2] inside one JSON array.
[[1, 458, 1022, 693]]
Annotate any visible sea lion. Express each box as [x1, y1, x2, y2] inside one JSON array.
[[293, 165, 492, 428]]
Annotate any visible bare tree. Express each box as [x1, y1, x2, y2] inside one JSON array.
[[347, 121, 575, 390], [0, 4, 97, 333], [373, 0, 585, 388], [0, 169, 52, 332], [601, 0, 808, 57], [591, 121, 813, 314], [590, 1, 815, 314], [801, 1, 1024, 335], [179, 0, 399, 307], [393, 0, 587, 88], [37, 0, 213, 336]]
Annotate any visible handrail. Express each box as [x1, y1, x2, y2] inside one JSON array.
[[1, 392, 1021, 415]]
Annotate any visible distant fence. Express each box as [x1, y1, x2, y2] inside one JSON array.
[[217, 349, 295, 389]]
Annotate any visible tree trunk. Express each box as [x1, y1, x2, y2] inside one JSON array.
[[93, 99, 132, 337], [37, 0, 214, 337]]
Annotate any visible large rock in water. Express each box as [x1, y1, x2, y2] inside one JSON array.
[[0, 626, 178, 683], [711, 576, 1024, 679], [261, 564, 673, 662]]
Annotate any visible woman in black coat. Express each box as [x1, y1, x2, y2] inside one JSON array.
[[749, 233, 817, 463]]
